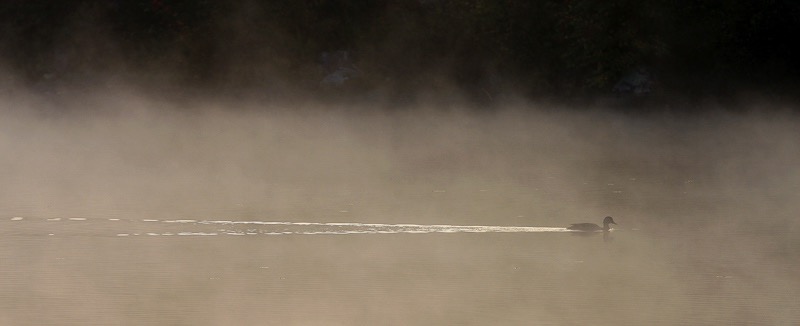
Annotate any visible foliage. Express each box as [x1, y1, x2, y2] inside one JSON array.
[[1, 0, 798, 100]]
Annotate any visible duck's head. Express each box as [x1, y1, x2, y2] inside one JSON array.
[[603, 216, 617, 225]]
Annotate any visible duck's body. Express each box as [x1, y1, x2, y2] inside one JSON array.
[[567, 216, 617, 231], [567, 223, 605, 231]]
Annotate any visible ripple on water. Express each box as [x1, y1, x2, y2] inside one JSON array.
[[3, 218, 576, 237]]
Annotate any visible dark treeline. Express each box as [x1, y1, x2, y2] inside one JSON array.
[[1, 1, 799, 107]]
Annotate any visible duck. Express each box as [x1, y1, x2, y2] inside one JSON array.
[[567, 216, 617, 231]]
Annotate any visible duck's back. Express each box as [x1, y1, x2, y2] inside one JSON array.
[[566, 223, 601, 231]]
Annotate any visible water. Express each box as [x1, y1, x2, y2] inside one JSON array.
[[1, 217, 571, 237], [1, 104, 799, 324], [1, 216, 797, 325]]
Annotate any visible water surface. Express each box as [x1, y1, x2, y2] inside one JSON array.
[[1, 216, 797, 325]]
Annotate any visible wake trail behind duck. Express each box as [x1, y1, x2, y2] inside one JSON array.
[[4, 217, 571, 236]]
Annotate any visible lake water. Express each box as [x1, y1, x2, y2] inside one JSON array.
[[1, 104, 798, 324], [1, 214, 797, 325]]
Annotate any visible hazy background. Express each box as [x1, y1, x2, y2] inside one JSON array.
[[2, 1, 799, 105], [1, 93, 798, 325], [2, 94, 796, 228], [1, 1, 799, 325]]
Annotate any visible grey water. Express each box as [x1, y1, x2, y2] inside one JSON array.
[[1, 99, 799, 325], [1, 214, 797, 325]]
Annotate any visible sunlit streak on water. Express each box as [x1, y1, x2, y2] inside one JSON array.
[[4, 217, 572, 237]]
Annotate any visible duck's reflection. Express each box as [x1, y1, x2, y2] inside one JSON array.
[[568, 229, 614, 242], [603, 230, 613, 243]]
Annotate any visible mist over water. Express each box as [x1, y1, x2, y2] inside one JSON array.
[[1, 89, 799, 325], [2, 2, 799, 323]]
